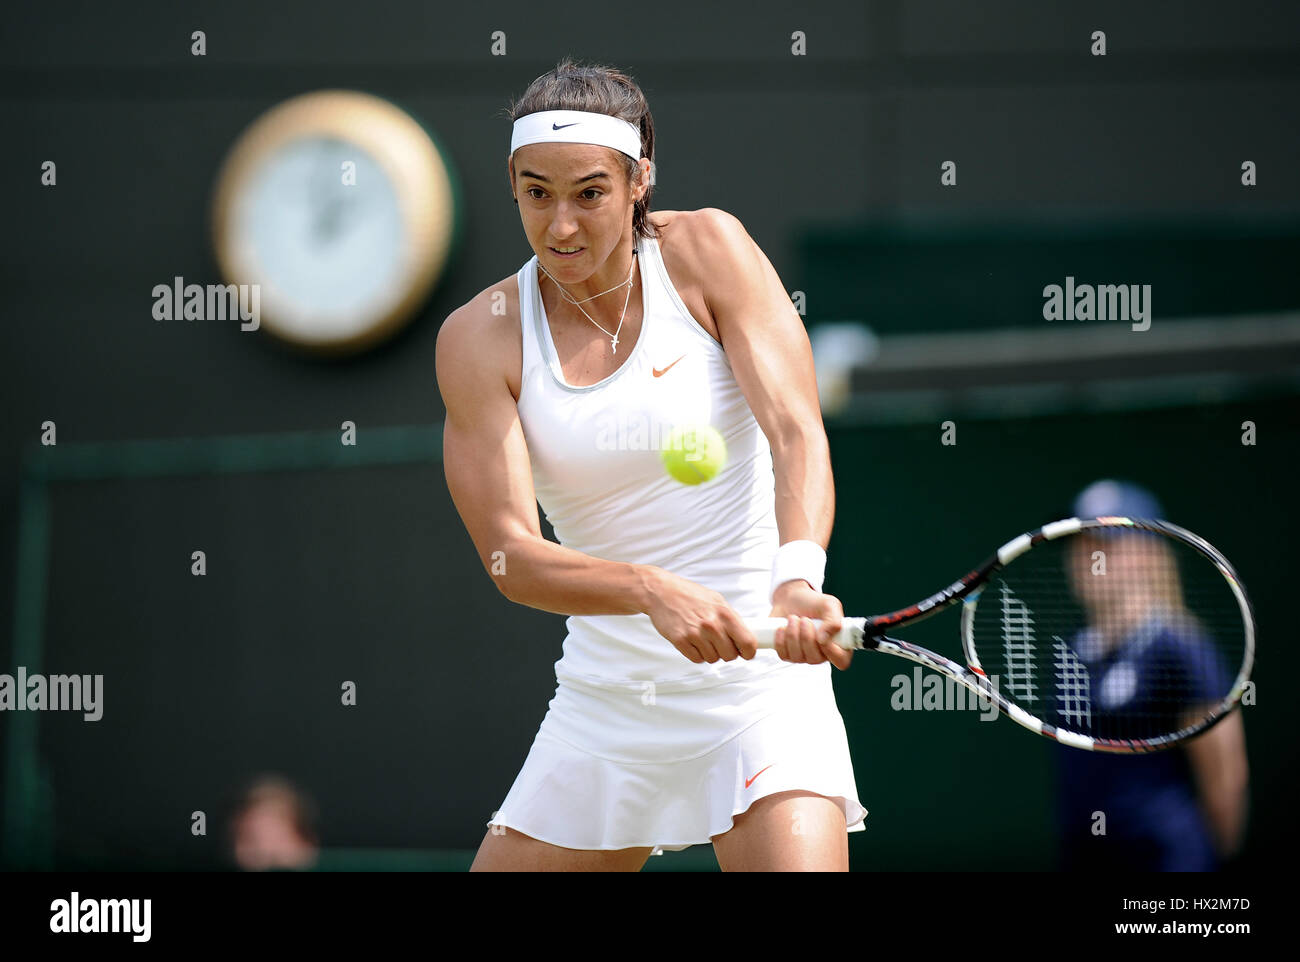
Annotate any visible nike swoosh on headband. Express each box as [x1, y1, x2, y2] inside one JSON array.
[[552, 122, 579, 130]]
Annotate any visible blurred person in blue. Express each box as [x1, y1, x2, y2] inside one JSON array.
[[1056, 480, 1249, 871]]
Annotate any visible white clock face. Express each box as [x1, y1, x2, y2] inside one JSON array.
[[234, 135, 406, 343]]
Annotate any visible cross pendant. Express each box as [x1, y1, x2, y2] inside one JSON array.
[[610, 335, 619, 353]]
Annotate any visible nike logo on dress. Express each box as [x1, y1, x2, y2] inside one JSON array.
[[652, 355, 686, 377], [552, 122, 579, 129], [745, 764, 774, 788]]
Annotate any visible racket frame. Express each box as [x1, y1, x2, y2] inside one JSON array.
[[857, 516, 1256, 754]]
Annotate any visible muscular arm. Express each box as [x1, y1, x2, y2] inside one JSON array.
[[692, 209, 847, 667], [434, 299, 657, 616], [1184, 711, 1250, 859], [697, 209, 834, 551]]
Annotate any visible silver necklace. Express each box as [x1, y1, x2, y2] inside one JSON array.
[[538, 247, 638, 353]]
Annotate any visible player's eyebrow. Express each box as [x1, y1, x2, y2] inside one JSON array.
[[518, 170, 612, 185]]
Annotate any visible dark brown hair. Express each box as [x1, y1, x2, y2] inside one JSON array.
[[506, 57, 662, 242]]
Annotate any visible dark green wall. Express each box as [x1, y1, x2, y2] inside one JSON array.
[[826, 400, 1296, 870], [799, 222, 1300, 334]]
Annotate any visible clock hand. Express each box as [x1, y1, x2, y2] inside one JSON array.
[[312, 196, 345, 241], [308, 149, 351, 241]]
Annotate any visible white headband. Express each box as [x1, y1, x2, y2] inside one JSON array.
[[510, 110, 642, 162]]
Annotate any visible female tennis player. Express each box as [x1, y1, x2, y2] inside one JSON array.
[[436, 58, 866, 871]]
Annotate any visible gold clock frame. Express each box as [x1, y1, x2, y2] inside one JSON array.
[[211, 89, 456, 355]]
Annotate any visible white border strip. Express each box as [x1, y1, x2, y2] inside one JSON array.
[[996, 533, 1032, 565], [1041, 518, 1082, 540]]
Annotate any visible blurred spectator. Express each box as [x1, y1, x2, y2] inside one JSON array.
[[1055, 480, 1249, 871], [228, 774, 320, 871]]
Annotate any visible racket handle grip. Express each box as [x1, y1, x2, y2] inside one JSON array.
[[745, 617, 868, 651]]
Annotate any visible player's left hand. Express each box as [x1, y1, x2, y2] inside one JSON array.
[[768, 581, 852, 670]]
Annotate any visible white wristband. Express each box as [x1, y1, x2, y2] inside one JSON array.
[[769, 540, 827, 603]]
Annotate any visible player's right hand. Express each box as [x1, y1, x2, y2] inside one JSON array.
[[642, 568, 758, 664]]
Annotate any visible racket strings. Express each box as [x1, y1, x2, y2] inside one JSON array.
[[970, 531, 1247, 744]]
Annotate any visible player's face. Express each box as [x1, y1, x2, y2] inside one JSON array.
[[1068, 533, 1167, 620], [1068, 535, 1104, 613], [509, 143, 646, 283]]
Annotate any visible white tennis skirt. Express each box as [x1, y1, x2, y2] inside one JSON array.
[[486, 661, 867, 852]]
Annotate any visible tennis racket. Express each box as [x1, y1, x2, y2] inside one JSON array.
[[746, 517, 1255, 754]]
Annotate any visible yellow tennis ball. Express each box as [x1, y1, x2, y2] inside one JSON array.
[[662, 424, 727, 485]]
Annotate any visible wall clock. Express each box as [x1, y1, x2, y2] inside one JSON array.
[[212, 90, 459, 354]]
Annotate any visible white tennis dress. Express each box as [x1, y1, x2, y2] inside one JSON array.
[[487, 233, 866, 853]]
